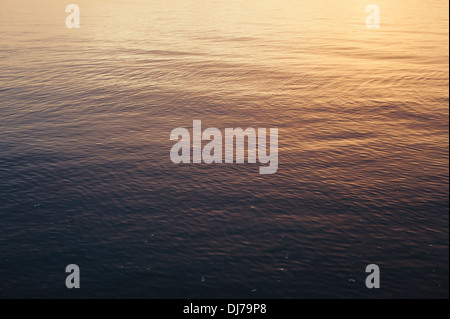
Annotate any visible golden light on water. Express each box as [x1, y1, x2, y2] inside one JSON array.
[[0, 0, 448, 298]]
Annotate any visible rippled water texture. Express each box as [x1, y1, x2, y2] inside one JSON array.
[[0, 0, 448, 298]]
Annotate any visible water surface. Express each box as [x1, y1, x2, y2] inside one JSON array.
[[0, 0, 448, 298]]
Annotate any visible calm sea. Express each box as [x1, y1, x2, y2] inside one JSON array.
[[0, 0, 448, 298]]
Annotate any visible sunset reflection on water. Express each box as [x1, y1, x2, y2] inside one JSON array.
[[0, 0, 448, 298]]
